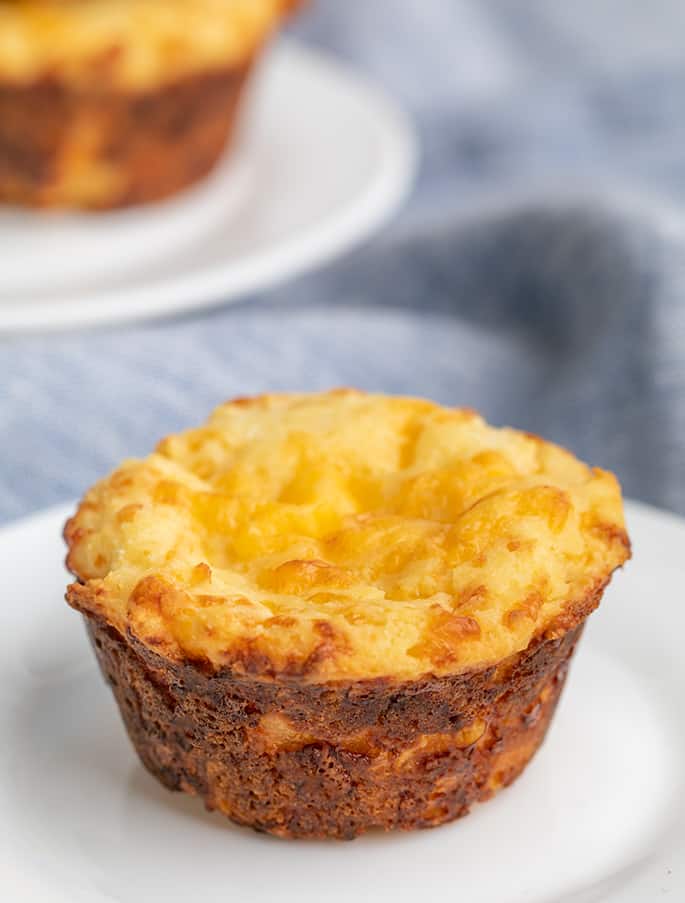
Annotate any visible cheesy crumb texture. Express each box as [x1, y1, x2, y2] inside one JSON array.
[[66, 390, 630, 681], [0, 0, 296, 88]]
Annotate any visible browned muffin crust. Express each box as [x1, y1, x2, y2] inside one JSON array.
[[0, 63, 251, 209], [65, 391, 629, 838], [84, 606, 588, 839]]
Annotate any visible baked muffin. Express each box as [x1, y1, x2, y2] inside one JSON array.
[[0, 0, 298, 208], [65, 390, 630, 839]]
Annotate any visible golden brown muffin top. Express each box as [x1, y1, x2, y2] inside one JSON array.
[[0, 0, 297, 88], [65, 390, 630, 683]]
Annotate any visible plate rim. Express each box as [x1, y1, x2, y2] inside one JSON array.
[[1, 496, 682, 903]]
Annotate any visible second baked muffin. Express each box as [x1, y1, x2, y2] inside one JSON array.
[[0, 0, 298, 208], [65, 390, 630, 838]]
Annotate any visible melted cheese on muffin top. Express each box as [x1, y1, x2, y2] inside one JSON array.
[[66, 390, 629, 682], [0, 0, 295, 88]]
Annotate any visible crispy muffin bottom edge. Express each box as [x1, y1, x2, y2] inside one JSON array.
[[84, 611, 584, 839], [0, 59, 254, 209]]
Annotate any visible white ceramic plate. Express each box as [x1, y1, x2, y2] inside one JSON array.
[[0, 42, 416, 333], [1, 499, 682, 903]]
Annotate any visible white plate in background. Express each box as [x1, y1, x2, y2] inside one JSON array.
[[0, 499, 682, 902], [0, 42, 416, 333]]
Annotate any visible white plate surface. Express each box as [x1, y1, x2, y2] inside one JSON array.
[[0, 42, 416, 332], [1, 499, 682, 903]]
